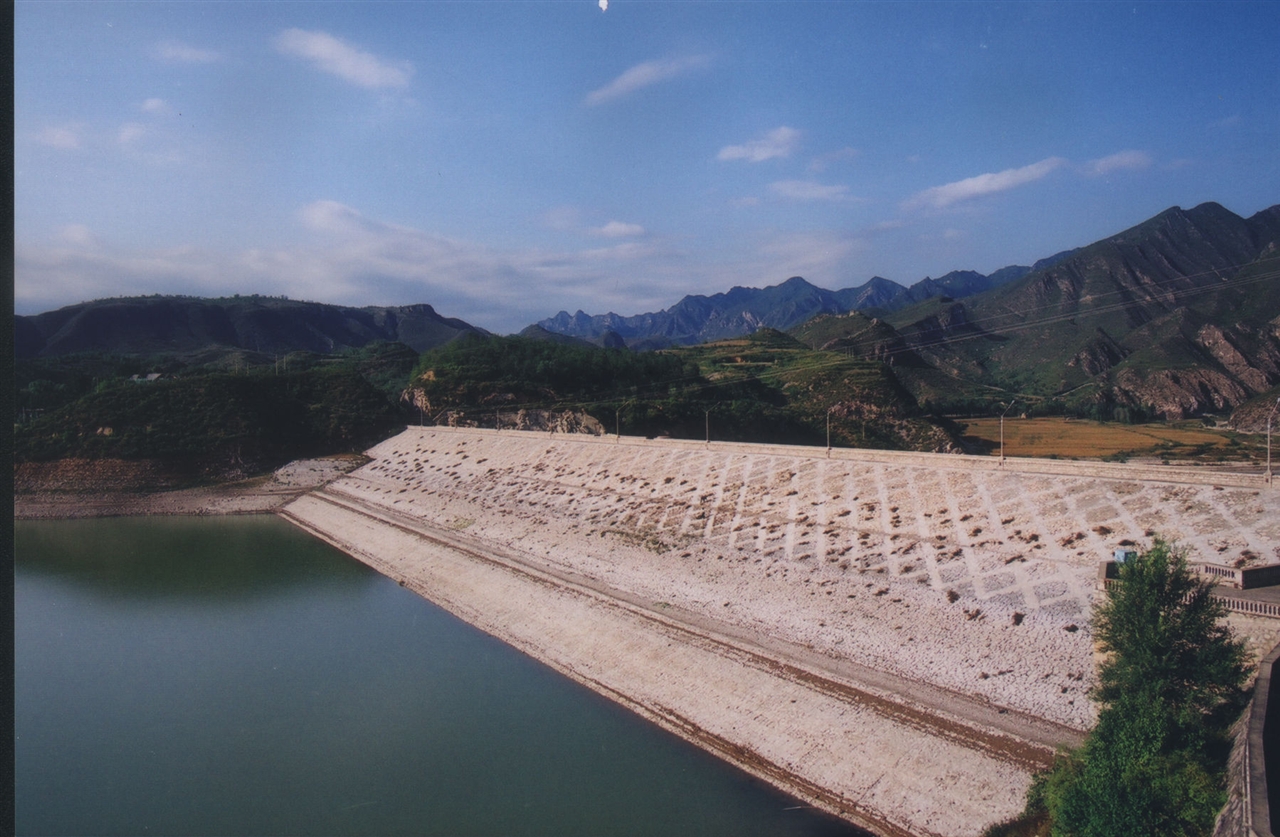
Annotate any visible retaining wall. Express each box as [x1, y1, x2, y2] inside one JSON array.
[[1215, 641, 1279, 837]]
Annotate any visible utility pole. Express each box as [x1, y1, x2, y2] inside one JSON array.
[[1267, 397, 1280, 484], [616, 399, 634, 443], [1000, 399, 1017, 463], [826, 406, 834, 452]]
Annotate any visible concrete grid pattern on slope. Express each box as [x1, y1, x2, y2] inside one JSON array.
[[329, 428, 1280, 731], [358, 428, 1278, 618]]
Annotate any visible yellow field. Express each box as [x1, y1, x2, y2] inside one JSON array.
[[958, 417, 1250, 461]]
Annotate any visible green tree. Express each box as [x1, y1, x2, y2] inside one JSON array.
[[996, 538, 1251, 837], [1092, 539, 1251, 726]]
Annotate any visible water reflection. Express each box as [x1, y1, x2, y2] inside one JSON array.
[[16, 516, 868, 837], [15, 515, 371, 600]]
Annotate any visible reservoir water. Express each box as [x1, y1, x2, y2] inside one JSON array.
[[15, 515, 866, 836]]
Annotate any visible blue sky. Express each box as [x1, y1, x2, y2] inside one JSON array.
[[15, 1, 1280, 333]]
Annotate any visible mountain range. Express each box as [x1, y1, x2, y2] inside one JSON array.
[[800, 202, 1280, 418], [538, 201, 1280, 419], [535, 251, 1079, 348], [14, 201, 1280, 423], [14, 295, 486, 360]]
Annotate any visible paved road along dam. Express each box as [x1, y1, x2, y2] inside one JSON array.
[[282, 427, 1280, 837]]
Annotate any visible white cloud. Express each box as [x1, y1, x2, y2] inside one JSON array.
[[299, 199, 384, 234], [585, 55, 710, 106], [1080, 150, 1152, 177], [769, 180, 850, 202], [37, 125, 82, 149], [903, 157, 1068, 210], [592, 221, 645, 238], [751, 231, 865, 287], [155, 40, 220, 64], [16, 203, 719, 332], [717, 127, 800, 163], [118, 122, 147, 145], [579, 241, 662, 260], [275, 29, 413, 90], [141, 98, 169, 113]]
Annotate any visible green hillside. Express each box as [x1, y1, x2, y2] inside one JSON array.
[[15, 343, 416, 481], [407, 330, 958, 451]]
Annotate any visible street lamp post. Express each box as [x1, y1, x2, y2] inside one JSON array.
[[1267, 397, 1280, 484], [999, 399, 1017, 463]]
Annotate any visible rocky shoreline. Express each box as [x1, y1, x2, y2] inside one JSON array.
[[13, 455, 369, 520]]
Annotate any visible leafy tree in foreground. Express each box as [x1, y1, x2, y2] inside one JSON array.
[[1092, 539, 1252, 729], [993, 538, 1252, 837]]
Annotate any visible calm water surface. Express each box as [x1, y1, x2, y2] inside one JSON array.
[[15, 515, 867, 837]]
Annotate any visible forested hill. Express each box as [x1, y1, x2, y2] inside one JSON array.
[[14, 295, 485, 359]]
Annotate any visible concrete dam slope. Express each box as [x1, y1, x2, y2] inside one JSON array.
[[282, 427, 1280, 837]]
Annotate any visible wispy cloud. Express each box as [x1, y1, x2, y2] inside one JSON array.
[[808, 146, 860, 173], [769, 180, 850, 202], [155, 40, 220, 64], [1080, 150, 1152, 177], [585, 55, 710, 106], [718, 127, 800, 163], [117, 123, 147, 145], [275, 29, 413, 90], [15, 202, 691, 331], [140, 98, 169, 114], [16, 205, 875, 331], [752, 231, 865, 286], [592, 221, 646, 238], [36, 125, 82, 150], [59, 224, 99, 248], [903, 157, 1068, 210]]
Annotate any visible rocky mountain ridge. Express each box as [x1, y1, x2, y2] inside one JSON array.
[[802, 202, 1280, 419]]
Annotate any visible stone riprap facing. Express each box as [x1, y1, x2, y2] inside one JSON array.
[[283, 427, 1280, 836]]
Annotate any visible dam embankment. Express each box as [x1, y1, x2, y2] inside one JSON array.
[[282, 427, 1280, 836]]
